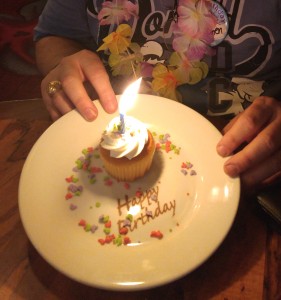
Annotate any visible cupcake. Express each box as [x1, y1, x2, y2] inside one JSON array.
[[99, 116, 155, 182]]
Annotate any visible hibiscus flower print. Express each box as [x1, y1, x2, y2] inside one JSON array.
[[98, 0, 138, 25]]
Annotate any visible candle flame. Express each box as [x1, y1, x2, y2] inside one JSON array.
[[119, 78, 142, 115]]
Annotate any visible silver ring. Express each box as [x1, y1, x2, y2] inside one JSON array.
[[47, 80, 62, 96]]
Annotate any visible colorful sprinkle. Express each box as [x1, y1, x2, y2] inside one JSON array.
[[65, 193, 73, 200], [181, 169, 188, 176], [190, 170, 197, 176], [150, 230, 163, 239], [69, 203, 77, 210], [119, 227, 129, 235], [78, 219, 87, 227], [91, 225, 98, 233], [146, 210, 153, 217], [123, 237, 131, 245]]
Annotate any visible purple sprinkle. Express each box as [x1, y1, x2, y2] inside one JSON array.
[[123, 219, 131, 227], [77, 185, 83, 192], [72, 167, 79, 172], [90, 225, 98, 233], [151, 193, 158, 201], [181, 169, 188, 175], [68, 184, 78, 193], [190, 170, 197, 176], [146, 210, 153, 217], [88, 174, 96, 179], [69, 203, 77, 210], [98, 215, 104, 223], [186, 162, 193, 169]]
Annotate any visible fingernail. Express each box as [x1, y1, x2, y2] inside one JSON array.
[[224, 164, 239, 177], [217, 145, 229, 157], [106, 98, 118, 113], [84, 107, 97, 121]]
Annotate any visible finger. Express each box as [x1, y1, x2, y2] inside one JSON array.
[[41, 79, 62, 121], [221, 113, 241, 134], [58, 65, 99, 121], [42, 78, 75, 120], [240, 149, 281, 189], [52, 90, 75, 115], [217, 99, 274, 157], [223, 119, 281, 177], [81, 54, 118, 113]]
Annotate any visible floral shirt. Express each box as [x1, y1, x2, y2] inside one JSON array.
[[34, 0, 281, 116]]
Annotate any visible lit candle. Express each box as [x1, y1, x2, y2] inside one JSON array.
[[119, 78, 142, 134]]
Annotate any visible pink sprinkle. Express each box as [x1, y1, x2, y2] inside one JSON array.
[[119, 227, 128, 235], [135, 190, 143, 198], [150, 230, 163, 239], [181, 169, 188, 176], [123, 219, 131, 227], [104, 179, 113, 186], [90, 166, 103, 173], [146, 210, 153, 217], [124, 182, 130, 189], [190, 170, 197, 176], [69, 203, 77, 210], [65, 193, 73, 200], [123, 237, 131, 245], [104, 221, 112, 228], [65, 176, 73, 183], [78, 219, 87, 227], [181, 162, 187, 168], [91, 225, 98, 233], [98, 239, 105, 245]]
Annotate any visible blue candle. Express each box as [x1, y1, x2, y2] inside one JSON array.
[[119, 113, 125, 134]]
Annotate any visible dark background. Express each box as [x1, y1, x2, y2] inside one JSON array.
[[0, 0, 47, 102]]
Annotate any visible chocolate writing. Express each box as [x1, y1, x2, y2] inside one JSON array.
[[117, 186, 176, 232]]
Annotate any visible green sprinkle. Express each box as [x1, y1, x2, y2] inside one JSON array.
[[89, 178, 97, 184], [74, 191, 81, 196], [95, 202, 101, 208], [103, 215, 110, 223], [72, 177, 79, 183], [84, 224, 91, 232], [114, 235, 123, 246], [82, 149, 88, 155], [126, 214, 133, 222], [103, 228, 111, 235], [75, 160, 83, 169]]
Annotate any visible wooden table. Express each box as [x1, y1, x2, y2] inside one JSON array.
[[0, 99, 280, 299]]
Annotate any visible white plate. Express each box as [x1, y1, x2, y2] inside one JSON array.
[[19, 95, 240, 291]]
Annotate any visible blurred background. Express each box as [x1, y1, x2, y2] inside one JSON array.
[[0, 0, 47, 102]]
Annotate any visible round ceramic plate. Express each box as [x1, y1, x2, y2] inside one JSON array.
[[19, 95, 240, 291]]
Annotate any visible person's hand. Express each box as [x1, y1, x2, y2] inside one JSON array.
[[216, 96, 281, 191], [41, 49, 118, 121]]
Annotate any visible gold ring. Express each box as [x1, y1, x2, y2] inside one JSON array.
[[47, 80, 62, 96]]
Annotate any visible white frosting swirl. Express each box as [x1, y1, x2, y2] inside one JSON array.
[[100, 116, 148, 160]]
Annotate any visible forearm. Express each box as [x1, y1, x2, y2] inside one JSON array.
[[35, 36, 85, 76]]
